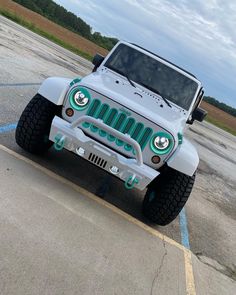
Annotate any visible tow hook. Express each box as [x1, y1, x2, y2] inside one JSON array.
[[125, 174, 139, 190], [54, 133, 66, 151]]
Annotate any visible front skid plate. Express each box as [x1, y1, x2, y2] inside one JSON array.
[[49, 116, 159, 190]]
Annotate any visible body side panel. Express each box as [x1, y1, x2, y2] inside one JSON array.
[[38, 77, 71, 105], [166, 138, 199, 176]]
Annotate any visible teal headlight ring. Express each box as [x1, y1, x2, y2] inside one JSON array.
[[69, 87, 91, 111], [150, 132, 174, 155]]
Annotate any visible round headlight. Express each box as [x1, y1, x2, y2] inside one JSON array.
[[69, 87, 90, 111], [74, 91, 89, 107], [153, 136, 170, 150], [150, 132, 174, 155]]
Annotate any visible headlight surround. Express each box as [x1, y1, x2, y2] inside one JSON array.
[[69, 87, 90, 111], [150, 132, 174, 155]]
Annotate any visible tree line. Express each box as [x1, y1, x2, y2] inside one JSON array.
[[203, 96, 236, 117], [13, 0, 118, 50], [10, 1, 236, 116]]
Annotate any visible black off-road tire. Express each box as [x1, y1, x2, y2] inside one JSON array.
[[15, 94, 59, 154], [142, 167, 196, 225]]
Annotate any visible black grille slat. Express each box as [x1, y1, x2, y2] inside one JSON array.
[[87, 99, 100, 117], [113, 113, 127, 131], [122, 118, 135, 135], [105, 109, 118, 126], [97, 104, 109, 120], [88, 153, 107, 168], [97, 158, 101, 166], [131, 123, 144, 140], [139, 128, 153, 150]]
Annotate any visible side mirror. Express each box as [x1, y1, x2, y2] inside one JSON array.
[[92, 54, 104, 72], [192, 107, 207, 122]]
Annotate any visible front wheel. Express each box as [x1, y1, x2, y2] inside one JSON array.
[[142, 167, 196, 225], [15, 94, 59, 154]]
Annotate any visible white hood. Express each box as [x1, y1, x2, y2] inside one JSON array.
[[80, 70, 188, 134]]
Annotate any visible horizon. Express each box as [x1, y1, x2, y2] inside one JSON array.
[[54, 0, 236, 109]]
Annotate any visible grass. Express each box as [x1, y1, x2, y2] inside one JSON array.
[[205, 115, 236, 136], [0, 9, 93, 61]]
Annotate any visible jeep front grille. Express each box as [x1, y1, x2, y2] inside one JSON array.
[[83, 99, 153, 151], [88, 152, 107, 168]]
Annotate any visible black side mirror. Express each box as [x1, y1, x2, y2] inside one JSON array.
[[92, 54, 104, 72], [192, 107, 207, 122]]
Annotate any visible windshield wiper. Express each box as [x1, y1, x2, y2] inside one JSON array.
[[124, 74, 136, 88], [159, 94, 172, 108], [139, 82, 172, 108], [107, 65, 136, 88]]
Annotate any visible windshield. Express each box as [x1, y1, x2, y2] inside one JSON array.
[[104, 44, 198, 110]]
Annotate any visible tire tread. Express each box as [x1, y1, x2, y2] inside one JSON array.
[[15, 94, 58, 154], [143, 167, 195, 225]]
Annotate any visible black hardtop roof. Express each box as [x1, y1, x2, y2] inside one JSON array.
[[131, 43, 197, 79]]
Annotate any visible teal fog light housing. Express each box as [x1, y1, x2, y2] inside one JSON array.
[[150, 132, 174, 155], [69, 87, 90, 111]]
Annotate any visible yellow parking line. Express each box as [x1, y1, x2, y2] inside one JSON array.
[[184, 250, 196, 295], [0, 144, 196, 295]]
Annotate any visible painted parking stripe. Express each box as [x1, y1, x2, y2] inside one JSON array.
[[1, 120, 192, 251], [0, 123, 17, 134], [0, 83, 41, 87], [179, 208, 190, 249], [0, 144, 196, 295]]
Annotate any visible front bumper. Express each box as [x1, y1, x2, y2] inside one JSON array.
[[49, 116, 159, 190]]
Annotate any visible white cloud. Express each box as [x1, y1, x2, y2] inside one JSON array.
[[55, 0, 236, 107]]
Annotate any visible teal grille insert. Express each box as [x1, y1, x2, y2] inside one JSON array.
[[124, 144, 133, 151], [105, 108, 118, 126], [82, 98, 154, 151], [131, 123, 144, 140], [107, 135, 116, 142], [138, 128, 153, 151], [113, 113, 127, 131], [96, 104, 109, 120], [87, 99, 101, 117], [82, 122, 90, 128], [122, 118, 135, 135], [116, 139, 124, 146], [90, 125, 98, 133], [99, 130, 107, 137]]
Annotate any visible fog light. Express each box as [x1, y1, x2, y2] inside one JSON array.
[[65, 108, 74, 117], [109, 166, 119, 175], [76, 147, 85, 156], [151, 155, 161, 164]]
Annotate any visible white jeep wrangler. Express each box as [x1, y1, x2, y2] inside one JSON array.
[[16, 41, 207, 225]]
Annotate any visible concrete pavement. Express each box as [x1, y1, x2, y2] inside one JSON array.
[[0, 144, 190, 295], [1, 144, 236, 294], [0, 15, 236, 294]]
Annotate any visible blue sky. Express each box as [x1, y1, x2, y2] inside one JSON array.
[[55, 0, 236, 108]]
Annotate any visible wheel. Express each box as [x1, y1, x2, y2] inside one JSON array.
[[15, 94, 59, 154], [142, 167, 196, 225]]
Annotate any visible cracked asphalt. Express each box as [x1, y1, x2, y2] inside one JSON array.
[[0, 16, 236, 294]]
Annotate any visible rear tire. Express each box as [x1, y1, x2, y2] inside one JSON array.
[[15, 94, 59, 154], [142, 167, 195, 225]]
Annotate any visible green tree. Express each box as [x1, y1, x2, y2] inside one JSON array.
[[12, 0, 118, 50]]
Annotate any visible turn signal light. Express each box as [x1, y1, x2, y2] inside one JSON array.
[[66, 108, 74, 117], [151, 155, 161, 164]]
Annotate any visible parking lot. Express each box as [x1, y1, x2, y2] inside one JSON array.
[[0, 16, 236, 294]]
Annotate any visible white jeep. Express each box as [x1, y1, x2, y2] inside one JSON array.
[[16, 41, 207, 225]]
